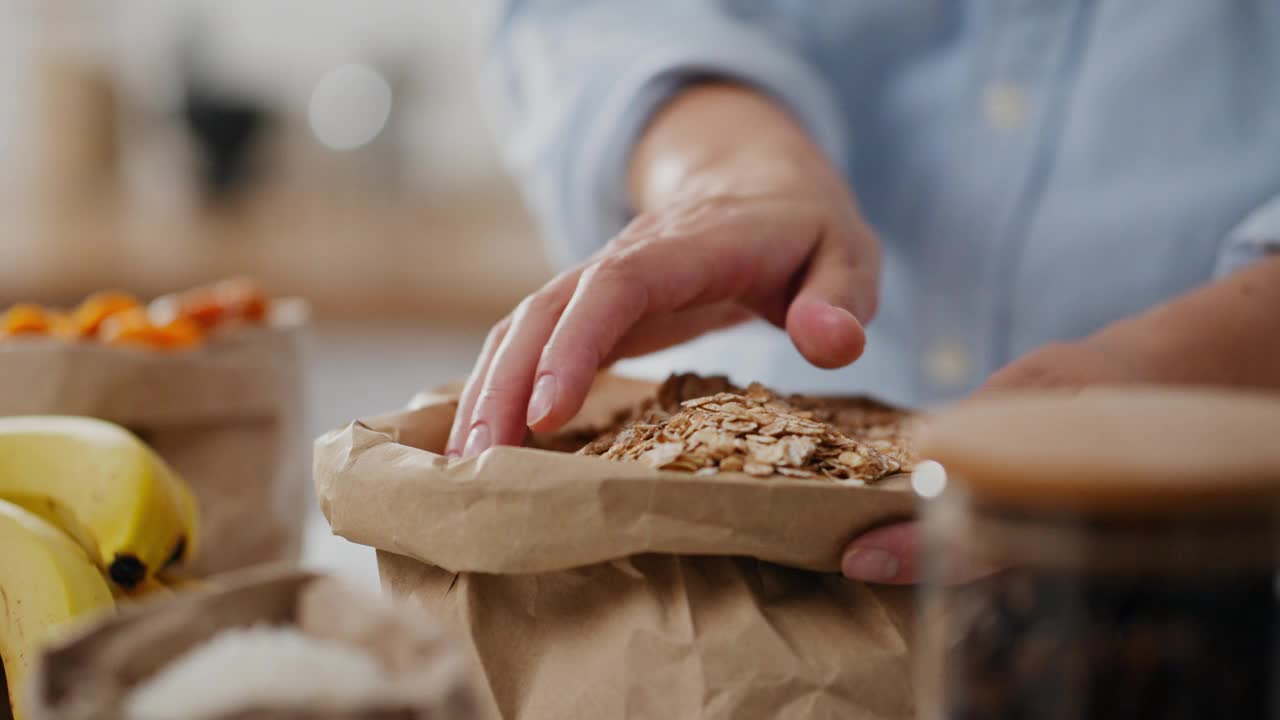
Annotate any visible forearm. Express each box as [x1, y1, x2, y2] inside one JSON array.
[[628, 83, 844, 213], [1094, 255, 1280, 389]]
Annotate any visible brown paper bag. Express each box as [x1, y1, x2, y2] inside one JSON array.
[[0, 302, 309, 576], [28, 568, 486, 720], [315, 375, 919, 720]]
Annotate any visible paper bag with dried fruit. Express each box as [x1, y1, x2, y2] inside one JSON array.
[[26, 569, 486, 720], [0, 283, 309, 577], [315, 373, 921, 720]]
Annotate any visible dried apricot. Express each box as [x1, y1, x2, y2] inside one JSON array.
[[150, 288, 222, 330], [100, 308, 204, 351], [214, 277, 269, 323], [151, 316, 204, 350], [150, 277, 269, 331], [99, 307, 151, 343], [2, 304, 52, 336], [71, 291, 141, 337]]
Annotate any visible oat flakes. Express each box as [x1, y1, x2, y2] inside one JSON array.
[[582, 377, 915, 485]]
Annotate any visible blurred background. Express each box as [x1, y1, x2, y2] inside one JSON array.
[[1, 0, 554, 584]]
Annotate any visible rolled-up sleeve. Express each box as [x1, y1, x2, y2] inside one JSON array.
[[1214, 193, 1280, 278], [486, 1, 847, 268]]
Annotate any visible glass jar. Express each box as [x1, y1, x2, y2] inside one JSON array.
[[916, 387, 1280, 720]]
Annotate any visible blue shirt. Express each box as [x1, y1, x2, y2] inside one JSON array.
[[488, 0, 1280, 408]]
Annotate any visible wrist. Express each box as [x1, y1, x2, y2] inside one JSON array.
[[1085, 310, 1193, 386], [627, 83, 837, 212]]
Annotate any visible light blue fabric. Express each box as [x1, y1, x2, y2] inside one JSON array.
[[488, 0, 1280, 409]]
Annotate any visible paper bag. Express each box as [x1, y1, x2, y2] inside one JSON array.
[[0, 302, 309, 576], [315, 375, 919, 720], [29, 568, 486, 720]]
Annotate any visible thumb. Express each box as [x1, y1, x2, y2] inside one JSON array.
[[785, 232, 878, 369], [842, 521, 1001, 585], [841, 522, 920, 584]]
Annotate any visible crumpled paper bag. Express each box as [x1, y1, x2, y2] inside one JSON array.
[[28, 568, 486, 720], [0, 301, 309, 576], [315, 374, 919, 720]]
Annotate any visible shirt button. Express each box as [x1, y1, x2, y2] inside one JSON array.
[[925, 338, 975, 389], [982, 83, 1029, 132]]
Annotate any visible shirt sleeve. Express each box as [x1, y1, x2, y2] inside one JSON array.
[[1214, 192, 1280, 278], [485, 0, 847, 269]]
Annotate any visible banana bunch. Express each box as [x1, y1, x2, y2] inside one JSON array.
[[0, 500, 114, 720], [0, 416, 202, 720]]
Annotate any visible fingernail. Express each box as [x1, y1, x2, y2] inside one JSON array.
[[463, 422, 491, 458], [527, 374, 557, 425], [842, 548, 900, 582], [832, 305, 864, 330]]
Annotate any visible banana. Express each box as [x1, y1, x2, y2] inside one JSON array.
[[0, 498, 116, 720], [0, 416, 198, 590], [157, 459, 201, 566], [0, 492, 103, 567]]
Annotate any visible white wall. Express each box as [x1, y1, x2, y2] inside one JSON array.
[[0, 0, 511, 200]]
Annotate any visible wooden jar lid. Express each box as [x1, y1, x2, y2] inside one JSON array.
[[919, 386, 1280, 514]]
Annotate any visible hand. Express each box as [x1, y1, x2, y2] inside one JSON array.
[[448, 84, 881, 457], [840, 336, 1147, 584], [840, 245, 1280, 584], [975, 338, 1149, 395]]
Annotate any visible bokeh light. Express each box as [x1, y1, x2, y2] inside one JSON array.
[[308, 63, 392, 151]]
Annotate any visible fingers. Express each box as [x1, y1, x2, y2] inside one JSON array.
[[456, 230, 714, 455], [461, 270, 585, 454], [459, 298, 749, 454], [786, 297, 867, 369], [785, 224, 878, 369], [526, 235, 751, 432], [841, 521, 999, 585], [447, 263, 588, 456], [528, 296, 753, 432], [523, 254, 657, 432], [445, 317, 510, 457]]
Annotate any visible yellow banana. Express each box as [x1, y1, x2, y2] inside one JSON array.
[[0, 416, 197, 590], [0, 492, 103, 567], [0, 498, 116, 720], [157, 459, 201, 565]]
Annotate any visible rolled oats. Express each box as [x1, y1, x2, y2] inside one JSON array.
[[640, 441, 684, 469], [581, 375, 917, 485]]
